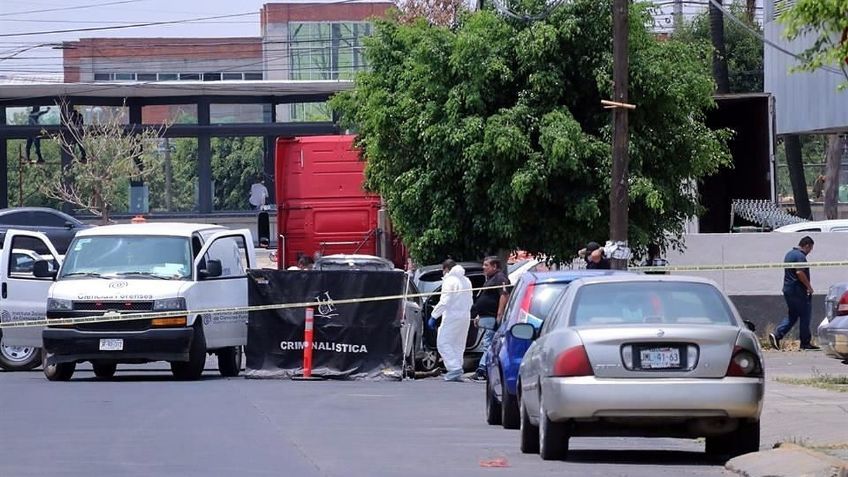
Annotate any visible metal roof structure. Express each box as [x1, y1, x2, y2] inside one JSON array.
[[0, 80, 353, 103], [0, 80, 352, 211]]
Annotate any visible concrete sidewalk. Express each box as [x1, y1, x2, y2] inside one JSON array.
[[727, 350, 848, 476]]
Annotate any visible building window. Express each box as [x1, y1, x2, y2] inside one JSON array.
[[94, 73, 111, 81], [179, 73, 200, 81], [203, 73, 222, 81], [158, 73, 178, 81], [136, 73, 157, 81], [114, 73, 136, 81], [244, 72, 263, 80], [289, 22, 373, 80]]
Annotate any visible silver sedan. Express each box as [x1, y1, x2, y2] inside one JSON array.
[[516, 275, 764, 461]]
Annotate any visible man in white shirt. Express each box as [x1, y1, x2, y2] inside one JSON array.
[[249, 176, 269, 210]]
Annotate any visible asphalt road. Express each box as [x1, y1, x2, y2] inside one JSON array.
[[0, 364, 727, 477], [0, 350, 843, 477]]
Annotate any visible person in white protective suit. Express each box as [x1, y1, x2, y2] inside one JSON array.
[[430, 259, 473, 382]]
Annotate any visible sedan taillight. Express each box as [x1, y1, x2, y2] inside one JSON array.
[[552, 345, 594, 377], [837, 291, 848, 316], [726, 346, 763, 377]]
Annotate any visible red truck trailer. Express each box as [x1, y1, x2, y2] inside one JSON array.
[[274, 135, 403, 269]]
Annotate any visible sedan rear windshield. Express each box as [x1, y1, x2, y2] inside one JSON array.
[[570, 281, 735, 327]]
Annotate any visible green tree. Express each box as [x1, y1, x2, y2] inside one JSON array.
[[332, 0, 732, 263], [778, 0, 848, 85], [35, 105, 166, 223], [673, 3, 764, 93], [211, 136, 264, 210]]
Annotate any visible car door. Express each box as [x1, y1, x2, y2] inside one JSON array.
[[30, 211, 75, 253], [188, 229, 254, 349], [0, 230, 62, 348]]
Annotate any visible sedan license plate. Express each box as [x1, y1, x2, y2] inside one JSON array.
[[640, 347, 680, 369], [99, 339, 123, 351]]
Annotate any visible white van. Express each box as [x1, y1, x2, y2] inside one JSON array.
[[0, 223, 255, 381]]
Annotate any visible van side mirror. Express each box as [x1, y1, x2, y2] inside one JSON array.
[[199, 259, 222, 279], [743, 320, 756, 332], [477, 316, 497, 331], [509, 323, 536, 340], [33, 260, 57, 279]]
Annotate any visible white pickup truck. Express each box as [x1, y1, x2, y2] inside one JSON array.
[[0, 222, 255, 381]]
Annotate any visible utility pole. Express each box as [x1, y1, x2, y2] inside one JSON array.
[[673, 0, 683, 32], [609, 0, 630, 270]]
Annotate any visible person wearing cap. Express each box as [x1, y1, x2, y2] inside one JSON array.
[[581, 241, 610, 270]]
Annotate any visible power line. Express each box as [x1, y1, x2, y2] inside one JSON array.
[[0, 11, 259, 38], [1, 0, 154, 17]]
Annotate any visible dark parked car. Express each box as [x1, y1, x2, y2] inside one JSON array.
[[0, 207, 92, 254]]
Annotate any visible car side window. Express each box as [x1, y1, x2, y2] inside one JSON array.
[[503, 280, 528, 328], [405, 278, 422, 307], [540, 292, 569, 335], [30, 211, 67, 227], [8, 236, 57, 280], [203, 235, 248, 278], [0, 211, 30, 226]]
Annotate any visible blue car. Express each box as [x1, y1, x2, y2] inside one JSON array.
[[484, 269, 626, 429]]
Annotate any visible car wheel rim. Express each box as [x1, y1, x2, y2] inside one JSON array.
[[0, 344, 37, 363], [421, 350, 438, 370]]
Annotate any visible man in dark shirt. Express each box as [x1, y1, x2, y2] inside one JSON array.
[[472, 256, 511, 381], [583, 241, 611, 270], [770, 236, 818, 350]]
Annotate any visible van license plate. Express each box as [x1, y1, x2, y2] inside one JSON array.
[[99, 339, 123, 351], [640, 347, 680, 369]]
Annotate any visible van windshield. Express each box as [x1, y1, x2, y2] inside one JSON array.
[[60, 236, 192, 280]]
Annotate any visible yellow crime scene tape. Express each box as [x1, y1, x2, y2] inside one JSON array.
[[629, 259, 848, 273], [0, 283, 514, 330], [3, 259, 846, 330]]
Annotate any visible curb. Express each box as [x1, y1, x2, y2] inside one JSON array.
[[726, 443, 848, 477]]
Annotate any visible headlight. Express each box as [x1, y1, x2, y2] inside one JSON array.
[[47, 298, 72, 311], [153, 297, 186, 311]]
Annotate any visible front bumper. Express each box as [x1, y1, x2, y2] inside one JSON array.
[[42, 327, 194, 365], [542, 376, 764, 421]]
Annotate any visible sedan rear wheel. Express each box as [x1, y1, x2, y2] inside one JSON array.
[[538, 393, 569, 461], [519, 392, 539, 454]]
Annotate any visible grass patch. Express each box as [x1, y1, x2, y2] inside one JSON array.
[[776, 373, 848, 392]]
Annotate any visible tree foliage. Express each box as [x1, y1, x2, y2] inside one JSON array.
[[673, 3, 764, 93], [36, 105, 166, 223], [778, 0, 848, 85], [332, 0, 732, 263]]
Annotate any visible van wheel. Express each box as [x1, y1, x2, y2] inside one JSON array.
[[42, 351, 75, 382], [485, 377, 502, 425], [171, 323, 206, 381], [217, 346, 242, 377], [0, 341, 41, 371], [93, 363, 117, 379]]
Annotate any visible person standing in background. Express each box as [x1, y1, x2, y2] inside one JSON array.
[[770, 236, 819, 351]]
